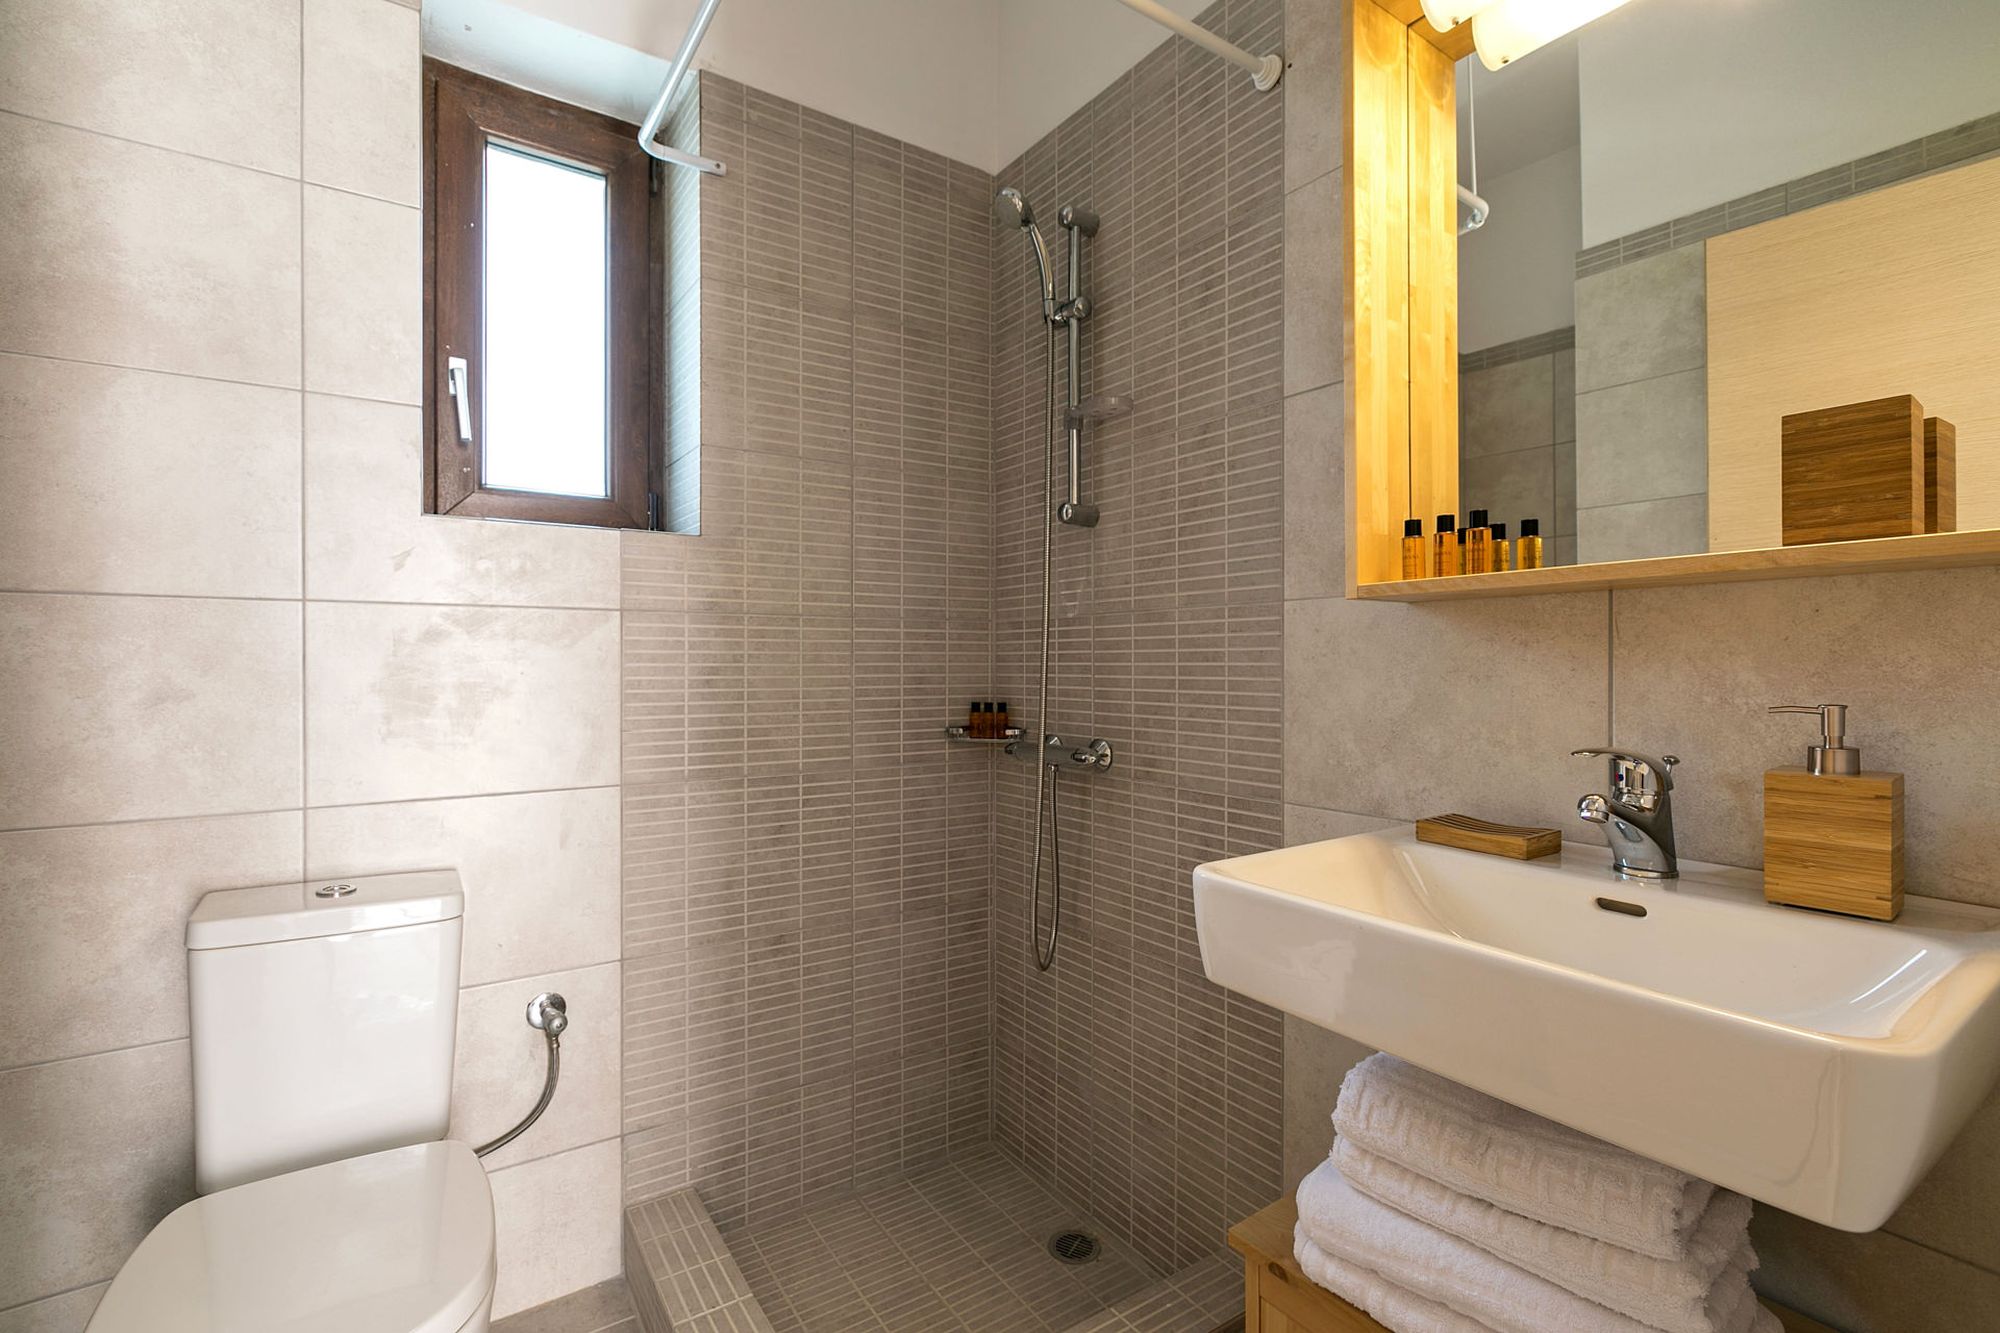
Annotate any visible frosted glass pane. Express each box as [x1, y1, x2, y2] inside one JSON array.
[[482, 143, 610, 499]]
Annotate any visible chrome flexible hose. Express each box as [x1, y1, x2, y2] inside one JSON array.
[[1031, 320, 1063, 973]]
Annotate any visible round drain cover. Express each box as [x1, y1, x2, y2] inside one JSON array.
[[1047, 1229, 1100, 1265]]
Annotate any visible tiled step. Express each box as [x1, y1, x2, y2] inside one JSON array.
[[624, 1189, 778, 1333]]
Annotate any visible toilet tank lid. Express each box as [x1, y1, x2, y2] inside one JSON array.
[[187, 869, 464, 950]]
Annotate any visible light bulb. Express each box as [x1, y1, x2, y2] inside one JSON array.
[[1419, 0, 1505, 32], [1471, 0, 1633, 70]]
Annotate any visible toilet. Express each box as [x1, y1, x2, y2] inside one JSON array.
[[88, 870, 498, 1333]]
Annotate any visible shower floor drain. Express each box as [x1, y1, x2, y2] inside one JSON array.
[[1047, 1229, 1101, 1265]]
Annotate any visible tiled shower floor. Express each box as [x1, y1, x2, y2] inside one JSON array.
[[723, 1147, 1240, 1333]]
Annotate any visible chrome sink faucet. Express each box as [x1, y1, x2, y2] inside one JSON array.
[[1573, 747, 1680, 879]]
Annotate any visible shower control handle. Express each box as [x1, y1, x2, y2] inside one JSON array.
[[1005, 734, 1114, 772]]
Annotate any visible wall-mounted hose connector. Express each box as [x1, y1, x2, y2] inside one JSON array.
[[475, 992, 566, 1159]]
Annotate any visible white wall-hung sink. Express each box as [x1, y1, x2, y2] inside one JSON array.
[[1194, 829, 2000, 1231]]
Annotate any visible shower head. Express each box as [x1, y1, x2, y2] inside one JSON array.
[[993, 186, 1036, 228], [995, 186, 1057, 320]]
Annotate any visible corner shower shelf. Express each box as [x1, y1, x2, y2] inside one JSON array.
[[944, 725, 1024, 745]]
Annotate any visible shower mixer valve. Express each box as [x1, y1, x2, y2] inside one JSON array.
[[1007, 733, 1115, 771]]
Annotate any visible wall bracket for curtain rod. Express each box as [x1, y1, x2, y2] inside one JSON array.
[[638, 0, 728, 175], [1108, 0, 1284, 91]]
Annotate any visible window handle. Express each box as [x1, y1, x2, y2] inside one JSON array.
[[446, 356, 472, 444]]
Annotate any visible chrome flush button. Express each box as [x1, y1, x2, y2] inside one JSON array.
[[314, 882, 357, 898]]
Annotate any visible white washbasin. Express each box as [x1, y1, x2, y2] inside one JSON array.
[[1193, 828, 2000, 1230]]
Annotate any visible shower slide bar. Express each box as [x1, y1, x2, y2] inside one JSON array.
[[638, 0, 728, 175], [1109, 0, 1284, 91]]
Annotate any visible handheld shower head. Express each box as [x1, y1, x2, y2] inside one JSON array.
[[993, 186, 1035, 228], [995, 186, 1057, 320]]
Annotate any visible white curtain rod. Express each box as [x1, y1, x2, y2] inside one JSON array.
[[638, 0, 727, 174], [1109, 0, 1284, 91]]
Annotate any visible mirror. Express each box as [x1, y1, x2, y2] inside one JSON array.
[[1452, 0, 2000, 571]]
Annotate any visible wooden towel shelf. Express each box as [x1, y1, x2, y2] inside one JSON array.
[[1227, 1197, 1836, 1333]]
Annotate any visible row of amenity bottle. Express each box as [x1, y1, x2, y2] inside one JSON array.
[[1401, 509, 1543, 578]]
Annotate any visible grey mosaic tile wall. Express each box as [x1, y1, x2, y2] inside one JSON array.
[[619, 75, 997, 1229], [988, 0, 1289, 1275]]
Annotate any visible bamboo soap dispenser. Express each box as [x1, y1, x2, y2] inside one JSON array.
[[1763, 703, 1904, 921]]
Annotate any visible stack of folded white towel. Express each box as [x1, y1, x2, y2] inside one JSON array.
[[1295, 1053, 1779, 1333]]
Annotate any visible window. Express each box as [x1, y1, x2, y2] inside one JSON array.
[[423, 61, 659, 529]]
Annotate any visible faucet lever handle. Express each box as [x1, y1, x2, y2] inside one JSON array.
[[1571, 747, 1678, 812]]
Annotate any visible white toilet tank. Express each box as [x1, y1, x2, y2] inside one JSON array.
[[186, 869, 464, 1194]]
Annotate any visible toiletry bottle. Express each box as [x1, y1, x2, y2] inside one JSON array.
[[1762, 704, 1905, 920], [1491, 522, 1512, 572], [1464, 509, 1493, 574], [1457, 526, 1468, 573], [968, 701, 987, 738], [1517, 518, 1544, 570], [995, 701, 1009, 738], [1432, 514, 1459, 576], [1402, 518, 1426, 579]]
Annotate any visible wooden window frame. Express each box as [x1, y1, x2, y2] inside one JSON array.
[[422, 60, 661, 530]]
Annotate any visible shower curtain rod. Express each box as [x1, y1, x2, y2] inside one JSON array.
[[638, 0, 727, 175], [1109, 0, 1284, 91]]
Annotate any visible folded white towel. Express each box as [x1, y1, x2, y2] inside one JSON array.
[[1334, 1137, 1754, 1333], [1293, 1225, 1491, 1333], [1334, 1053, 1713, 1260], [1296, 1160, 1778, 1333]]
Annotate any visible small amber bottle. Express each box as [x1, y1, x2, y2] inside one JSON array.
[[994, 700, 1010, 738], [1491, 522, 1512, 572], [1464, 508, 1494, 574], [1431, 514, 1459, 577], [1401, 518, 1426, 579], [969, 701, 988, 738], [1517, 518, 1544, 570]]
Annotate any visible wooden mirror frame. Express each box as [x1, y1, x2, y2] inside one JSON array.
[[1341, 0, 2000, 601]]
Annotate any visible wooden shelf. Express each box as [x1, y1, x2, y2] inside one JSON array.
[[1355, 528, 2000, 602], [1228, 1196, 1838, 1333]]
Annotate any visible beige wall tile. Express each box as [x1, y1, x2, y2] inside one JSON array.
[[1574, 244, 1705, 394], [0, 356, 301, 598], [1283, 383, 1345, 601], [0, 1282, 106, 1333], [303, 186, 420, 403], [1282, 592, 1611, 837], [1610, 568, 2000, 906], [1461, 355, 1556, 458], [1576, 492, 1707, 564], [1751, 1205, 2000, 1333], [450, 962, 621, 1171], [1282, 1015, 1371, 1193], [0, 0, 299, 175], [303, 0, 419, 204], [1574, 367, 1707, 509], [1282, 0, 1339, 191], [487, 1137, 624, 1319], [304, 394, 620, 609], [304, 602, 619, 807], [0, 813, 302, 1071], [1460, 446, 1557, 545], [306, 788, 620, 986], [1884, 1082, 2000, 1273], [0, 594, 302, 830], [0, 117, 300, 386], [1282, 171, 1342, 396], [0, 1043, 193, 1309]]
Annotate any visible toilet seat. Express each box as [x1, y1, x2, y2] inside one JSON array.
[[87, 1140, 496, 1333]]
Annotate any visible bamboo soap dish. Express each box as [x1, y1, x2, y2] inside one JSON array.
[[1416, 814, 1562, 860]]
